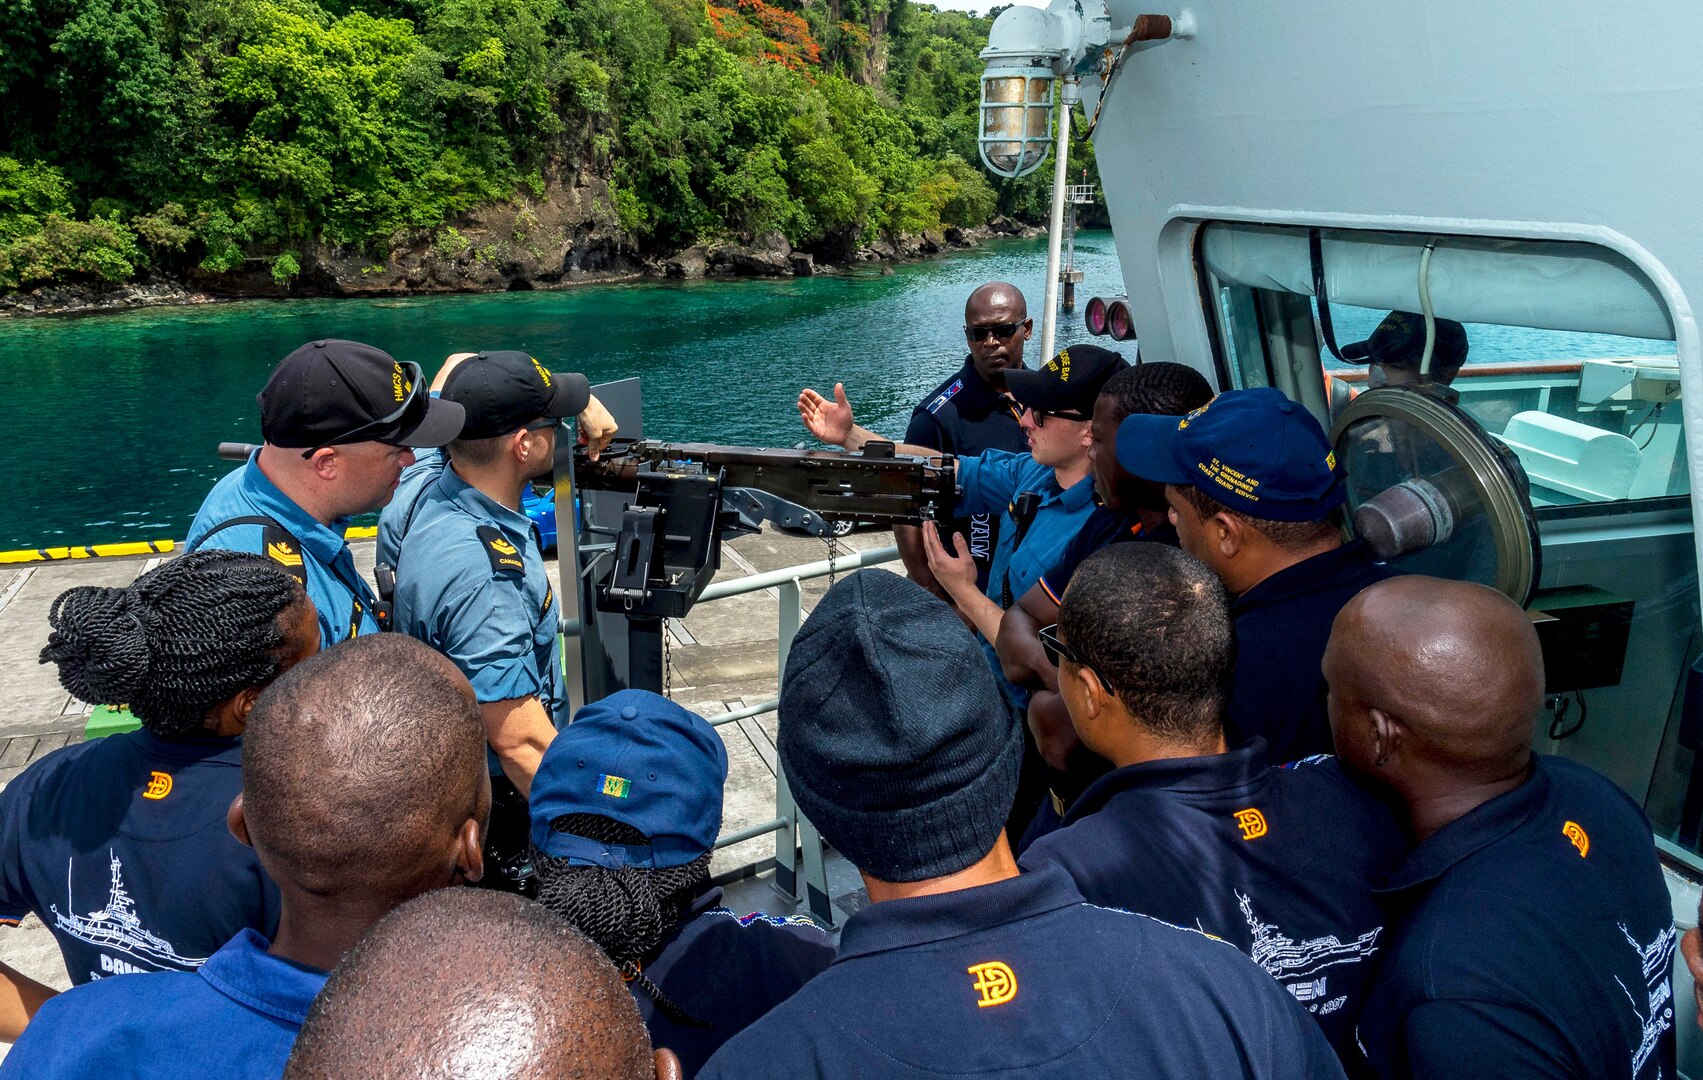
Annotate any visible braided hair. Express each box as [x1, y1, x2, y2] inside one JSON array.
[[40, 550, 307, 739], [533, 813, 714, 1028]]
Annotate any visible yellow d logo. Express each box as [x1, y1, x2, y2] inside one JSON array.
[[968, 961, 1017, 1008], [142, 771, 173, 801], [1234, 808, 1268, 841], [1563, 820, 1589, 858]]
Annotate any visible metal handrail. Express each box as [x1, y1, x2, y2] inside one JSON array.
[[698, 544, 899, 601]]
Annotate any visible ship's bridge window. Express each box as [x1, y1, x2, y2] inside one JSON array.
[[1195, 221, 1703, 885], [1198, 223, 1687, 505]]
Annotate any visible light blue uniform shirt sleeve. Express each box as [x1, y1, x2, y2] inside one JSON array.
[[430, 577, 551, 706], [956, 450, 1034, 517], [377, 448, 446, 568]]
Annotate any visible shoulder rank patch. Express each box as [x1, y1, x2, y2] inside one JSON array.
[[477, 525, 525, 574], [926, 378, 964, 415], [262, 523, 307, 586]]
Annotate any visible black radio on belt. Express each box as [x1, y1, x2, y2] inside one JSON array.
[[1000, 491, 1044, 608]]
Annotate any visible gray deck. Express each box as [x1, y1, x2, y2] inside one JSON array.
[[0, 528, 883, 1031]]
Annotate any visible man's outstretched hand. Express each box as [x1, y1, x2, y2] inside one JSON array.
[[577, 395, 618, 460], [798, 383, 854, 447]]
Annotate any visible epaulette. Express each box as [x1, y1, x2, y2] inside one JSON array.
[[925, 378, 965, 415], [476, 525, 526, 575]]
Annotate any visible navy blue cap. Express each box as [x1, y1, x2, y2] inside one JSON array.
[[1115, 387, 1343, 522], [527, 689, 728, 868]]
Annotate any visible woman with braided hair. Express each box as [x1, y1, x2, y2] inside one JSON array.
[[529, 690, 833, 1077], [0, 550, 317, 1042]]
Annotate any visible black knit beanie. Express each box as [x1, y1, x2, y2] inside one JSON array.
[[778, 569, 1021, 883]]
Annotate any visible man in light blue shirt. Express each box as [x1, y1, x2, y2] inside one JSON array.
[[392, 351, 597, 798], [187, 339, 465, 647]]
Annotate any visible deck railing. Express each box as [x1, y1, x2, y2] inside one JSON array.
[[566, 543, 901, 927]]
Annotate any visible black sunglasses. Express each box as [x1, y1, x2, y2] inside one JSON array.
[[300, 360, 427, 459], [966, 320, 1026, 342], [1038, 623, 1118, 695], [1021, 404, 1091, 427]]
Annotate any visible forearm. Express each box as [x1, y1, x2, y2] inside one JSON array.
[[947, 584, 1005, 644], [479, 697, 558, 798], [0, 961, 56, 1042], [996, 604, 1056, 691]]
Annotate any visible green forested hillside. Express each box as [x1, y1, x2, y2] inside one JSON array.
[[0, 0, 1098, 291]]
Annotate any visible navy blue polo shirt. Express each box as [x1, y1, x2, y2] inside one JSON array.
[[1036, 504, 1176, 606], [1020, 741, 1403, 1070], [0, 731, 278, 986], [187, 451, 382, 647], [0, 929, 326, 1079], [698, 863, 1346, 1079], [905, 359, 1028, 592], [1357, 755, 1677, 1080], [631, 887, 834, 1077], [1229, 541, 1392, 763]]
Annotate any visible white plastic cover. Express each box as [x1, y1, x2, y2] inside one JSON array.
[[1201, 224, 1675, 342]]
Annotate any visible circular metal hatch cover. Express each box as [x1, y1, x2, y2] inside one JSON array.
[[1329, 387, 1541, 605]]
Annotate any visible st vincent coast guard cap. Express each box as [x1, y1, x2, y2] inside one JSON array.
[[1115, 386, 1344, 522], [442, 351, 592, 440], [528, 689, 728, 869], [259, 338, 465, 449]]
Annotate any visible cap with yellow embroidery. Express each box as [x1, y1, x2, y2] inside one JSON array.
[[1003, 344, 1131, 422], [443, 350, 592, 440], [1115, 387, 1344, 522]]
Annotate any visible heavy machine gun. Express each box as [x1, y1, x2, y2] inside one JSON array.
[[572, 438, 955, 623]]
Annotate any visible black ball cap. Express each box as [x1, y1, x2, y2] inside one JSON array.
[[1340, 311, 1469, 370], [258, 339, 465, 449], [441, 351, 592, 440], [1004, 343, 1132, 420]]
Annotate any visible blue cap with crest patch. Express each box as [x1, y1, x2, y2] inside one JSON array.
[[527, 689, 728, 868], [1114, 387, 1344, 522]]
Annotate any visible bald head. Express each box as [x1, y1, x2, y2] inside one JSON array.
[[1324, 576, 1542, 789], [964, 282, 1031, 384], [241, 634, 488, 903], [284, 890, 656, 1080]]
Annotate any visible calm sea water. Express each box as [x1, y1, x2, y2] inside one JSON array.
[[0, 234, 1127, 549], [0, 229, 1674, 550]]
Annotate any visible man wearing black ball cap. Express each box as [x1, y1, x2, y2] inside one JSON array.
[[187, 339, 466, 648], [392, 352, 597, 887]]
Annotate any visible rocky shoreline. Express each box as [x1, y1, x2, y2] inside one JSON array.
[[0, 213, 1043, 319]]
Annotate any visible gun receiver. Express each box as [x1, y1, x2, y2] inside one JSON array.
[[573, 438, 956, 619], [573, 438, 956, 526]]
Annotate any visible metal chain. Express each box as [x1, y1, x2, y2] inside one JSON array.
[[663, 622, 673, 700], [825, 529, 839, 589]]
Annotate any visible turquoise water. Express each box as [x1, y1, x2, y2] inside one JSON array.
[[0, 234, 1127, 550]]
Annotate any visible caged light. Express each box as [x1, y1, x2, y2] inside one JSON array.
[[977, 5, 1070, 179]]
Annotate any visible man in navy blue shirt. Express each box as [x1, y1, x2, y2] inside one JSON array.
[[700, 569, 1346, 1079], [1019, 543, 1404, 1071], [285, 889, 682, 1079], [897, 281, 1032, 597], [1326, 576, 1677, 1080], [529, 689, 833, 1077], [1118, 387, 1391, 762], [187, 339, 466, 647], [2, 634, 492, 1080], [994, 361, 1214, 829]]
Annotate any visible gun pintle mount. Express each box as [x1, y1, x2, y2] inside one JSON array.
[[572, 438, 956, 619]]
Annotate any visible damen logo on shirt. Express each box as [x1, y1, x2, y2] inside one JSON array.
[[1563, 820, 1590, 858], [141, 771, 172, 801], [968, 961, 1017, 1008], [1233, 808, 1268, 840]]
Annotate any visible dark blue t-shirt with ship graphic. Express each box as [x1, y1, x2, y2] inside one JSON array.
[[0, 730, 279, 985]]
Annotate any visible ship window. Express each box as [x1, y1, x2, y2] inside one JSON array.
[[1197, 223, 1688, 504]]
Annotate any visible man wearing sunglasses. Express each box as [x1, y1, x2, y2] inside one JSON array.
[[893, 282, 1033, 600], [1019, 542, 1402, 1073], [187, 339, 466, 649], [390, 351, 596, 889]]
